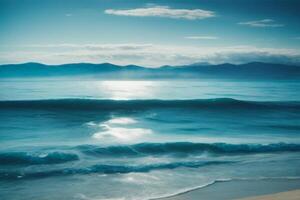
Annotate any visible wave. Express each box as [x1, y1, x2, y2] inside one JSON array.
[[0, 160, 233, 180], [0, 98, 299, 111], [1, 142, 300, 180], [1, 143, 299, 167], [0, 152, 79, 165], [78, 142, 300, 157]]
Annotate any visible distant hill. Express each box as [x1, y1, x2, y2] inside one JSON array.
[[0, 62, 299, 79]]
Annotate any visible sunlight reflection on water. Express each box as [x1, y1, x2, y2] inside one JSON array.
[[1, 78, 300, 101], [98, 80, 155, 100], [90, 117, 153, 142]]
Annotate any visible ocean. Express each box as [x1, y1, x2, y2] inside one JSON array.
[[0, 78, 300, 200]]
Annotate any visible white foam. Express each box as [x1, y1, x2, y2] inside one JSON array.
[[117, 173, 161, 184], [86, 121, 97, 126]]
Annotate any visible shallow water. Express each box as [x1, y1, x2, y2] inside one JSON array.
[[0, 78, 300, 200]]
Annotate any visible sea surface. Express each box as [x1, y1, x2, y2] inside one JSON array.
[[0, 78, 300, 200]]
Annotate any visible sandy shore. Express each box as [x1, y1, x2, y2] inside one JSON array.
[[160, 179, 300, 200], [239, 189, 300, 200]]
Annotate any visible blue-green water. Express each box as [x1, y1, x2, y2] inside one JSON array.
[[0, 79, 300, 200]]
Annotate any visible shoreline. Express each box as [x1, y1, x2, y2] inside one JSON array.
[[239, 189, 300, 200], [155, 178, 300, 200]]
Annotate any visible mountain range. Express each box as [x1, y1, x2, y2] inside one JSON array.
[[0, 62, 299, 79]]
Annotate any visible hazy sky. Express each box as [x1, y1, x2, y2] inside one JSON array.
[[1, 0, 300, 66]]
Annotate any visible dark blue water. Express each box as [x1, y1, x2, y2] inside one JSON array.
[[0, 79, 300, 200]]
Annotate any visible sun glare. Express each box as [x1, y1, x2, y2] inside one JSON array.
[[98, 80, 155, 100]]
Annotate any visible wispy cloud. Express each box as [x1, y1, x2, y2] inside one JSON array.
[[24, 43, 153, 51], [185, 36, 218, 40], [104, 6, 215, 20], [1, 44, 300, 67], [238, 19, 284, 27]]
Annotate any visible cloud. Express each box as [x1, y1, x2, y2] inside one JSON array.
[[104, 6, 215, 20], [238, 19, 284, 27], [1, 44, 300, 67], [24, 43, 154, 51], [185, 36, 218, 40]]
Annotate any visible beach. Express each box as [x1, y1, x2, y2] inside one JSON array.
[[1, 0, 300, 199], [240, 189, 300, 200], [161, 179, 300, 200]]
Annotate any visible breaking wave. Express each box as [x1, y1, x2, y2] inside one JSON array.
[[78, 142, 300, 157], [0, 160, 233, 180], [0, 152, 79, 165]]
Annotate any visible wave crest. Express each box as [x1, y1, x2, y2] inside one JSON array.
[[78, 142, 300, 157], [0, 151, 79, 165], [0, 160, 232, 180]]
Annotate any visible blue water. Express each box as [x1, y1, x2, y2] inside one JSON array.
[[0, 79, 300, 200]]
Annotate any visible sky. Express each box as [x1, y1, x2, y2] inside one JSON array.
[[1, 0, 300, 67]]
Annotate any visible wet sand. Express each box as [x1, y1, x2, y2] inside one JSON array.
[[239, 189, 300, 200], [159, 179, 300, 200]]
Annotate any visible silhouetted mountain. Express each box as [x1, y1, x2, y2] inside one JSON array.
[[0, 62, 299, 79], [172, 62, 300, 78]]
